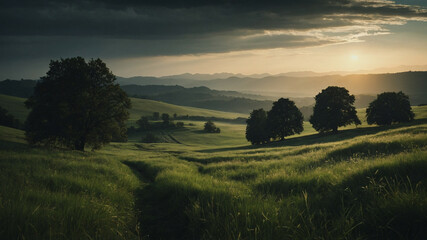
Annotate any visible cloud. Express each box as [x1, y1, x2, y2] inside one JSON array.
[[0, 0, 426, 60]]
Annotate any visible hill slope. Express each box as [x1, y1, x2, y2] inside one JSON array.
[[0, 94, 247, 123]]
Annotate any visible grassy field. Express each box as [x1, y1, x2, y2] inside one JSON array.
[[0, 94, 247, 124], [1, 93, 426, 239], [112, 111, 427, 239]]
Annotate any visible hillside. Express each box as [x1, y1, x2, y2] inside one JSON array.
[[0, 94, 247, 124]]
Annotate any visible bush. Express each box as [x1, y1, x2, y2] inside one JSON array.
[[136, 116, 151, 130], [176, 122, 185, 128], [204, 121, 220, 133], [141, 133, 159, 143]]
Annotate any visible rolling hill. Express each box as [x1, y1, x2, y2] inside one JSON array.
[[0, 94, 247, 124]]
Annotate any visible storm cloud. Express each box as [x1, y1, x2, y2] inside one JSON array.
[[1, 0, 426, 60]]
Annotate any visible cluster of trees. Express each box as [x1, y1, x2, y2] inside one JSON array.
[[134, 113, 185, 132], [246, 86, 415, 145], [246, 98, 304, 144], [204, 120, 221, 133]]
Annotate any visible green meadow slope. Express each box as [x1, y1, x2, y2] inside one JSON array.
[[0, 94, 246, 124], [1, 105, 426, 239], [1, 90, 427, 239]]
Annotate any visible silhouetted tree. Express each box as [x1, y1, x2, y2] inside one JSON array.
[[173, 113, 178, 119], [136, 116, 150, 130], [25, 57, 131, 151], [153, 112, 160, 120], [366, 91, 414, 125], [204, 120, 220, 133], [176, 122, 184, 128], [310, 86, 360, 133], [0, 106, 22, 129], [267, 98, 304, 140], [162, 113, 170, 125], [246, 108, 270, 144]]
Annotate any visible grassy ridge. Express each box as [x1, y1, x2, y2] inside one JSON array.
[[0, 126, 141, 239]]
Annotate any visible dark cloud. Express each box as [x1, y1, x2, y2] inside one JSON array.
[[0, 0, 426, 61]]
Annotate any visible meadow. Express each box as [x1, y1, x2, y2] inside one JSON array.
[[0, 94, 426, 239]]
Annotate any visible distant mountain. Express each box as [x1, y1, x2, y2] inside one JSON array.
[[189, 72, 427, 103], [161, 73, 271, 81], [116, 76, 195, 86]]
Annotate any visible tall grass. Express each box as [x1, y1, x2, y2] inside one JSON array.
[[123, 122, 427, 239], [0, 126, 141, 239]]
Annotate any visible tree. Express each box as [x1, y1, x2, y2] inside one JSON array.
[[204, 120, 220, 133], [246, 108, 270, 144], [136, 116, 150, 130], [25, 57, 131, 151], [366, 91, 414, 125], [153, 112, 160, 120], [162, 113, 170, 125], [310, 86, 360, 133], [267, 98, 304, 140]]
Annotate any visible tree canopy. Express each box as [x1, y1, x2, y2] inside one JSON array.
[[366, 91, 414, 125], [25, 57, 131, 151], [246, 108, 270, 144], [310, 86, 360, 133], [267, 98, 304, 140]]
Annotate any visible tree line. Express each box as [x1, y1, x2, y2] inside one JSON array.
[[246, 86, 415, 145]]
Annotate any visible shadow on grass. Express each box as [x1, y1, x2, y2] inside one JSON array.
[[123, 161, 191, 240], [0, 140, 29, 150], [198, 118, 427, 153]]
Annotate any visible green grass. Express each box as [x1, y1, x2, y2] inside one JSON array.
[[118, 121, 427, 239], [0, 94, 28, 122], [0, 126, 142, 239], [1, 94, 427, 239]]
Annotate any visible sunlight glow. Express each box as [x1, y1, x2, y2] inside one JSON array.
[[350, 55, 359, 61]]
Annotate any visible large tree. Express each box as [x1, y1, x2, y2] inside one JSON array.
[[366, 91, 414, 125], [25, 57, 131, 151], [246, 108, 270, 145], [267, 98, 304, 140], [310, 86, 360, 133]]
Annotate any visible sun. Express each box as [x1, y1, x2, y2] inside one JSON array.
[[350, 55, 359, 61]]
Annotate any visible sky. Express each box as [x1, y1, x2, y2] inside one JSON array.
[[0, 0, 426, 79]]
